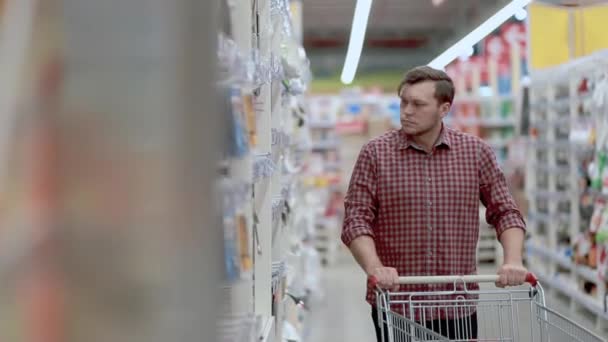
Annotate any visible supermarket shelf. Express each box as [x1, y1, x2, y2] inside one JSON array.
[[527, 242, 573, 270], [308, 121, 336, 129], [312, 140, 339, 151], [324, 161, 341, 171], [218, 313, 257, 342], [576, 93, 593, 103], [579, 265, 602, 284], [529, 140, 594, 153], [478, 240, 496, 248], [529, 190, 574, 201], [480, 118, 516, 127], [552, 97, 571, 111], [271, 129, 290, 148], [454, 94, 514, 102], [455, 117, 516, 127], [531, 97, 570, 111], [532, 164, 571, 175], [530, 268, 608, 321], [526, 243, 603, 284], [527, 211, 571, 224], [488, 140, 510, 149], [259, 316, 275, 342], [588, 189, 608, 202], [530, 117, 571, 128], [477, 251, 496, 260]]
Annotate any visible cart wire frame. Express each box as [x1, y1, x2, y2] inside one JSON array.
[[373, 276, 605, 342]]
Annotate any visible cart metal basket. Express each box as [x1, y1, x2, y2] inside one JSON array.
[[371, 274, 605, 342]]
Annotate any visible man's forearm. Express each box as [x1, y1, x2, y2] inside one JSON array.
[[499, 227, 525, 265], [349, 235, 383, 275]]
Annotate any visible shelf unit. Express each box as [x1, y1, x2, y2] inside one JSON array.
[[526, 50, 608, 332], [305, 95, 344, 267], [220, 0, 316, 341]]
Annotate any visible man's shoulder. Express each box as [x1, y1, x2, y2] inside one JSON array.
[[445, 126, 487, 148], [366, 129, 401, 148]]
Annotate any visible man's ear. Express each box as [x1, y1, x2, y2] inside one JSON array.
[[439, 102, 451, 118]]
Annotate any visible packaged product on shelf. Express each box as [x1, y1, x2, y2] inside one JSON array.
[[223, 215, 241, 282], [224, 87, 250, 158], [597, 231, 608, 280], [479, 100, 493, 119], [589, 234, 599, 269], [589, 200, 606, 233], [243, 94, 257, 147], [573, 232, 592, 265], [237, 213, 252, 273], [500, 98, 513, 119]]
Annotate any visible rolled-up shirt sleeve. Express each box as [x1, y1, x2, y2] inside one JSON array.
[[341, 142, 378, 246], [478, 142, 526, 237]]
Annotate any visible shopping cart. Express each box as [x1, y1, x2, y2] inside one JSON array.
[[370, 273, 606, 342]]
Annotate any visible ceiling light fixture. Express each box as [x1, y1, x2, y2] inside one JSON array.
[[428, 0, 531, 70], [432, 0, 445, 7], [340, 0, 373, 85], [514, 8, 528, 21]]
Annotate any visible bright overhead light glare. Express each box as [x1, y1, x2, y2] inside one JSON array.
[[428, 0, 532, 69], [340, 0, 373, 85], [515, 8, 527, 21]]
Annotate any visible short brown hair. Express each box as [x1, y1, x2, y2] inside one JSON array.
[[397, 66, 455, 105]]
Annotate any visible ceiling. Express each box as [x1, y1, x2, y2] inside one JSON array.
[[304, 0, 501, 42], [302, 0, 608, 75], [303, 0, 511, 74]]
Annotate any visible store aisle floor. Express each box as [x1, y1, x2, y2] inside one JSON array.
[[307, 249, 376, 342]]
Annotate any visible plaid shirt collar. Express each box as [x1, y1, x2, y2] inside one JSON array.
[[398, 123, 452, 151]]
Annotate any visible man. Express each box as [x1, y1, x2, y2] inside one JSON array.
[[341, 66, 528, 341]]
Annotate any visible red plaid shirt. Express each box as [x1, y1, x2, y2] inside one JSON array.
[[342, 126, 526, 319]]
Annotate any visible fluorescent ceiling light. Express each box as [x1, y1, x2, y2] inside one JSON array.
[[428, 0, 531, 69], [340, 0, 373, 85], [466, 46, 474, 57], [515, 8, 528, 21]]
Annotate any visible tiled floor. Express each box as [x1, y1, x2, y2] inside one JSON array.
[[307, 249, 606, 342]]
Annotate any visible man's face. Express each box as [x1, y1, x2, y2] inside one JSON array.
[[399, 81, 450, 136]]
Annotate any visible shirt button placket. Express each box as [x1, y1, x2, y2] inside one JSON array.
[[425, 154, 433, 270]]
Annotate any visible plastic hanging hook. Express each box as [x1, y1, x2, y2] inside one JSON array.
[[253, 212, 262, 255]]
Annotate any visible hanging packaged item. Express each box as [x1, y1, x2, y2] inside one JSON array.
[[236, 213, 252, 273], [596, 231, 608, 280], [589, 234, 598, 269], [573, 232, 593, 265], [223, 215, 241, 282], [219, 178, 247, 283], [588, 199, 606, 233], [223, 87, 250, 158], [242, 93, 258, 147]]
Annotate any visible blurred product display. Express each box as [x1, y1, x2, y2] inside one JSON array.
[[218, 0, 318, 341], [525, 50, 608, 331]]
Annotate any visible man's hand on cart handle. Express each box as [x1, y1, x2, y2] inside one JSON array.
[[367, 266, 400, 291], [496, 263, 531, 288]]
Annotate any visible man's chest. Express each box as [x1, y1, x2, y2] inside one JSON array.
[[375, 148, 479, 208]]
